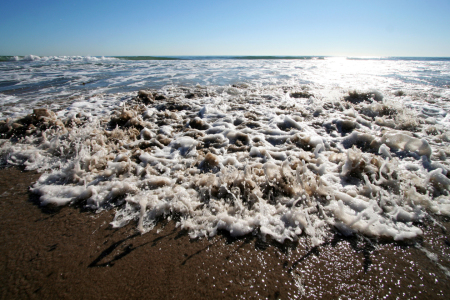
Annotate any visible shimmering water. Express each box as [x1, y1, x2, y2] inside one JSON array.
[[1, 56, 449, 120]]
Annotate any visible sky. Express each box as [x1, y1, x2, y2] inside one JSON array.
[[1, 0, 449, 57]]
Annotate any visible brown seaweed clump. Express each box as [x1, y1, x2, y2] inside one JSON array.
[[0, 108, 65, 138], [345, 90, 383, 104]]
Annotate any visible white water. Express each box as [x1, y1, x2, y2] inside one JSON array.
[[1, 57, 450, 245]]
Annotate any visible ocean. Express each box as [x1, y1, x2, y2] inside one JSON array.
[[0, 55, 449, 298], [1, 55, 449, 121]]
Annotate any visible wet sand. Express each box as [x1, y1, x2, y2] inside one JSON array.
[[0, 167, 449, 299]]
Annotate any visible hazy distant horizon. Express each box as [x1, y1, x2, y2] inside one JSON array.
[[2, 55, 450, 60]]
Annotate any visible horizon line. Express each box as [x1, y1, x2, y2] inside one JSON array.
[[2, 54, 450, 57]]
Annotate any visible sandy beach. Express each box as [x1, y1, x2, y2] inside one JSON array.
[[0, 167, 448, 299]]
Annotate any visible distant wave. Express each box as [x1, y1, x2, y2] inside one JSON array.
[[113, 56, 325, 61], [347, 56, 450, 62], [0, 56, 20, 62], [0, 55, 118, 62], [114, 56, 182, 61], [229, 56, 324, 60], [2, 55, 449, 62]]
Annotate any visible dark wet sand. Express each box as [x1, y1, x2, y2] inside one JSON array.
[[0, 167, 449, 299]]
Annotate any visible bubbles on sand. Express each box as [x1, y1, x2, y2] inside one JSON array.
[[1, 83, 450, 246]]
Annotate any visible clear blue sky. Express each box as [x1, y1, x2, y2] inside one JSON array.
[[1, 0, 449, 57]]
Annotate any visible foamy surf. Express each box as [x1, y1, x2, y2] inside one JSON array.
[[1, 83, 449, 247]]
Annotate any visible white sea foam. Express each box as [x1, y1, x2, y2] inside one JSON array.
[[2, 80, 450, 246]]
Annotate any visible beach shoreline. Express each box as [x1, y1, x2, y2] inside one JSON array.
[[1, 167, 449, 299]]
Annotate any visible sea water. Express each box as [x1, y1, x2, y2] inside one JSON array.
[[1, 56, 450, 248]]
